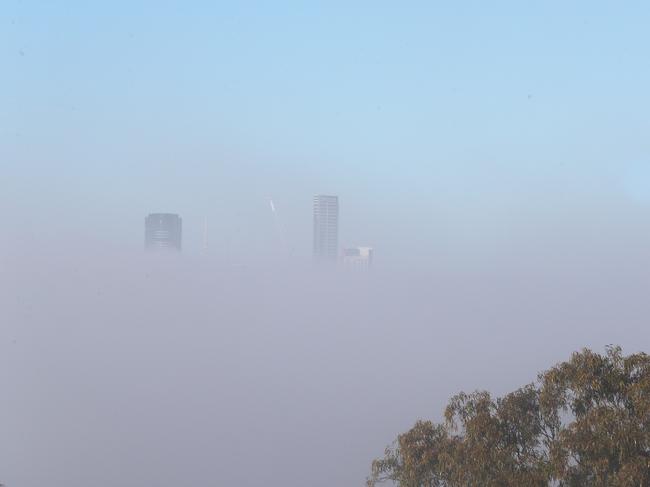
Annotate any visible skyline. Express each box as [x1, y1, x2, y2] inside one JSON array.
[[143, 194, 371, 262], [3, 2, 650, 270]]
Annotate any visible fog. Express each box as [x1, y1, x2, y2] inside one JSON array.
[[4, 1, 650, 485], [2, 231, 649, 487]]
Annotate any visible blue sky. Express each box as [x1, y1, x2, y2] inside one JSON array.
[[2, 1, 650, 263]]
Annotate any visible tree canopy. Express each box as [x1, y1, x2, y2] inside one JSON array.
[[368, 346, 650, 487]]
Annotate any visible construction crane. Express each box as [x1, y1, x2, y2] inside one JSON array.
[[268, 197, 293, 258]]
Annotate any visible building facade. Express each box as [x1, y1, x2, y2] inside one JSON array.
[[145, 213, 182, 251], [313, 195, 339, 260], [342, 246, 373, 270]]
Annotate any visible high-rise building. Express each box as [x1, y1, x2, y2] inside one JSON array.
[[145, 213, 182, 251], [313, 195, 339, 260], [342, 246, 374, 270]]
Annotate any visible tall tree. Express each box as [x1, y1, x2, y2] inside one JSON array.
[[368, 347, 650, 487]]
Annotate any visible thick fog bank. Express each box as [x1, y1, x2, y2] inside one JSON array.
[[1, 246, 648, 487]]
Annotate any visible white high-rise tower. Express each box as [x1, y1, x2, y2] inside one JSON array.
[[313, 195, 339, 261]]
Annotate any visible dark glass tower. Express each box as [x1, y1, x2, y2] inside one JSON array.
[[145, 213, 182, 251]]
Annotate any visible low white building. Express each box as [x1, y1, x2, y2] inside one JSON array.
[[342, 246, 373, 270]]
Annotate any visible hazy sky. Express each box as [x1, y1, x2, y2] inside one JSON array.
[[3, 1, 650, 264], [2, 3, 650, 487]]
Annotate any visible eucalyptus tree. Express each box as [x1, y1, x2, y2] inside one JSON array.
[[368, 347, 650, 487]]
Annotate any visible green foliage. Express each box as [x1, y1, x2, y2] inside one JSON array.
[[368, 347, 650, 487]]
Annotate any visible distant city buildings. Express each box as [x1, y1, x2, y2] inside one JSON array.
[[313, 195, 339, 261], [145, 213, 182, 251], [141, 197, 370, 264], [342, 246, 373, 270]]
